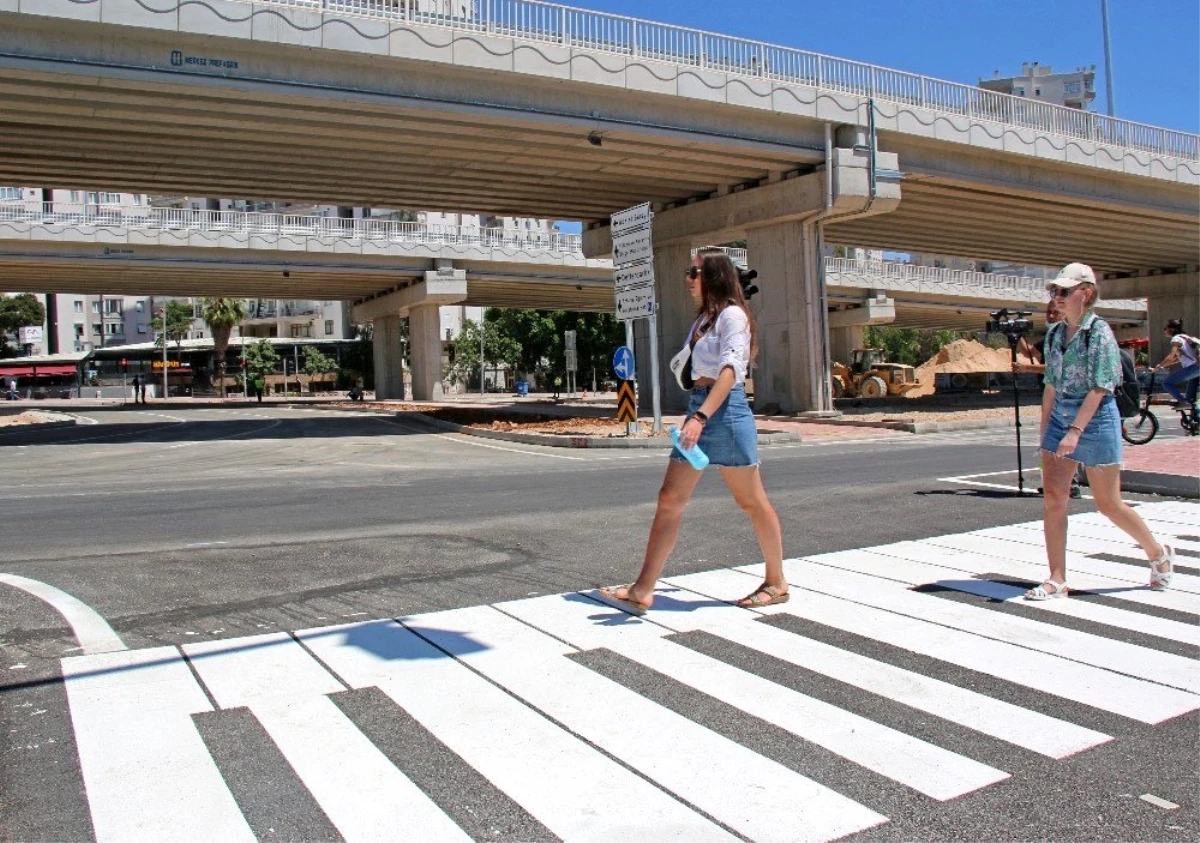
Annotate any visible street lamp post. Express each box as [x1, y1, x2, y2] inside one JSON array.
[[1100, 0, 1116, 116], [479, 307, 486, 395], [157, 308, 168, 400]]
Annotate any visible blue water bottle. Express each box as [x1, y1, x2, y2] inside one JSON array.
[[670, 426, 710, 470]]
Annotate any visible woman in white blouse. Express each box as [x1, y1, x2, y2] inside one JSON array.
[[602, 248, 788, 614]]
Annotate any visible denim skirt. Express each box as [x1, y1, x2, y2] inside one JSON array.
[[670, 384, 759, 467], [1041, 393, 1122, 467]]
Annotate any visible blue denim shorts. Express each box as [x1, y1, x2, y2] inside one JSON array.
[[670, 384, 759, 467], [1041, 393, 1122, 467]]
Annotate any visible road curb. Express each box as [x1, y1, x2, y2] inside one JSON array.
[[794, 415, 1034, 434], [358, 408, 802, 449], [1119, 471, 1200, 499]]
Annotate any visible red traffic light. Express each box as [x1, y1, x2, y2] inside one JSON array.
[[240, 359, 248, 369], [120, 358, 128, 372]]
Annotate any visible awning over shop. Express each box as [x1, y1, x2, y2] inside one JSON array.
[[0, 364, 79, 376]]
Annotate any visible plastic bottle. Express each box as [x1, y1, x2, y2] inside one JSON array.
[[670, 426, 710, 470]]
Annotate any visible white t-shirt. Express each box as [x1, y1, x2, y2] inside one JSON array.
[[682, 306, 752, 385], [1171, 333, 1197, 368]]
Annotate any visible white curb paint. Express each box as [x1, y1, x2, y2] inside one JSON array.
[[0, 574, 126, 654]]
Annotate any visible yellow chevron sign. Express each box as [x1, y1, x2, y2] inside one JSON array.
[[616, 380, 637, 423]]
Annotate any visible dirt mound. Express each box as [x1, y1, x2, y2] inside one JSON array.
[[904, 339, 1026, 398]]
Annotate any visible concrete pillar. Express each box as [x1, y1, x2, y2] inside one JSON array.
[[829, 325, 865, 366], [745, 220, 829, 414], [372, 314, 404, 400], [408, 303, 445, 401], [635, 242, 695, 413]]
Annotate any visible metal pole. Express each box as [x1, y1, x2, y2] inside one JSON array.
[[1100, 0, 1116, 116], [158, 309, 168, 400], [479, 307, 486, 395], [294, 344, 300, 395], [624, 320, 637, 435], [647, 309, 662, 434]]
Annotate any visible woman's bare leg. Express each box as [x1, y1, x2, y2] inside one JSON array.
[[614, 460, 704, 608], [719, 465, 786, 599], [1041, 453, 1078, 587], [1084, 464, 1164, 560]]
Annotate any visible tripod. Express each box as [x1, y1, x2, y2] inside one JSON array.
[[1005, 333, 1030, 495]]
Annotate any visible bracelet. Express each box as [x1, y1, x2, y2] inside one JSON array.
[[1068, 424, 1083, 434], [689, 410, 709, 425]]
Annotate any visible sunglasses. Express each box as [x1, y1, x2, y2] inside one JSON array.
[[684, 266, 701, 280], [1048, 286, 1081, 299]]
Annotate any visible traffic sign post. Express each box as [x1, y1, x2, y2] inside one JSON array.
[[616, 380, 637, 423], [611, 201, 661, 434]]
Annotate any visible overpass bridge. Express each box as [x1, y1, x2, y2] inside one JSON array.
[[1, 201, 1146, 338], [0, 0, 1192, 409]]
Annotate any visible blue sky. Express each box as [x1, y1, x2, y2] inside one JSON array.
[[556, 0, 1197, 232]]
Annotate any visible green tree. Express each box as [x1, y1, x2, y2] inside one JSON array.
[[201, 297, 247, 398], [302, 346, 337, 376], [863, 326, 963, 366], [0, 294, 47, 357], [243, 339, 279, 384], [447, 317, 521, 390], [151, 301, 195, 357]]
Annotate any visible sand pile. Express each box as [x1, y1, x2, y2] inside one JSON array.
[[905, 339, 1026, 397]]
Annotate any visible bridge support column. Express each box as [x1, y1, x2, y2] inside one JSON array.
[[372, 314, 405, 400], [746, 220, 829, 414], [829, 326, 864, 366], [638, 242, 696, 414], [408, 304, 445, 401]]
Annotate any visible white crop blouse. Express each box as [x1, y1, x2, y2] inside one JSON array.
[[683, 306, 752, 385]]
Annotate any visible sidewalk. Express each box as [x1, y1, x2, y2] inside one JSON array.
[[1120, 438, 1200, 499]]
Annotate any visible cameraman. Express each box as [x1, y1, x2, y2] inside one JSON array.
[[1013, 299, 1081, 498]]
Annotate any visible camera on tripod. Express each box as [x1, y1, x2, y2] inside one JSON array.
[[985, 308, 1034, 341], [738, 267, 759, 300]]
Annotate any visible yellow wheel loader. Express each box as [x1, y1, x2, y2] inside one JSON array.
[[831, 348, 921, 399]]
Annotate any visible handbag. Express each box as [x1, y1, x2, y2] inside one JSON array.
[[669, 317, 712, 391]]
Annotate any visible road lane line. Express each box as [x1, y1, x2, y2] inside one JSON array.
[[595, 577, 1112, 760], [301, 619, 738, 843], [499, 594, 1010, 800], [407, 605, 888, 842], [0, 573, 125, 654], [62, 647, 254, 843], [375, 416, 587, 460], [184, 632, 470, 843]]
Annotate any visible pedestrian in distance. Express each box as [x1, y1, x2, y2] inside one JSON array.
[[131, 375, 141, 404], [1013, 299, 1082, 499], [1150, 318, 1199, 409], [602, 248, 787, 614], [1028, 262, 1175, 600]]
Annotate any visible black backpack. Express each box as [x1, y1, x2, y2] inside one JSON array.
[[1055, 320, 1139, 418]]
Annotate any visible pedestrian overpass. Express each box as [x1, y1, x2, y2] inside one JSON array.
[[1, 0, 1192, 409]]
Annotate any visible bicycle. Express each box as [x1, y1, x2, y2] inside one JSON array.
[[1121, 371, 1200, 444], [1121, 371, 1160, 444]]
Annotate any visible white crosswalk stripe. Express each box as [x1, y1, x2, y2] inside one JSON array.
[[62, 504, 1200, 842]]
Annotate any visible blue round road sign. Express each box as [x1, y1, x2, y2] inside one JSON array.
[[613, 346, 635, 380]]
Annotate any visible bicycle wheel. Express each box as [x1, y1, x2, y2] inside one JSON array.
[[1121, 409, 1158, 444]]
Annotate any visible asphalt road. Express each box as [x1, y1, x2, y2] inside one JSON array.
[[0, 405, 1195, 842]]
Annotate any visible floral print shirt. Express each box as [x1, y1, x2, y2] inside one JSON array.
[[1044, 313, 1122, 397]]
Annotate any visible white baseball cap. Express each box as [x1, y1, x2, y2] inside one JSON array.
[[1047, 262, 1096, 290]]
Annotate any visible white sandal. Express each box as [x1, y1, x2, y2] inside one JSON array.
[[1150, 545, 1175, 591], [1025, 580, 1069, 601]]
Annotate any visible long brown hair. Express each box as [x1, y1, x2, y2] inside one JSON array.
[[695, 247, 758, 359]]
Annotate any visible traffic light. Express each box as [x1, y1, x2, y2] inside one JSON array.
[[120, 358, 128, 374], [240, 358, 248, 370]]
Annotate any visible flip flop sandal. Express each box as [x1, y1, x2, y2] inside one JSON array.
[[599, 585, 649, 616], [1150, 545, 1175, 591], [1024, 580, 1069, 600], [737, 584, 790, 608]]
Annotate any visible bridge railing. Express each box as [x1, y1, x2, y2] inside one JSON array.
[[0, 202, 585, 253], [258, 0, 1196, 161], [825, 257, 1145, 310]]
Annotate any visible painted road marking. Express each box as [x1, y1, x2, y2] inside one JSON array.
[[0, 574, 125, 654]]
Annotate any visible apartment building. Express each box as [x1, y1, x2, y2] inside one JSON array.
[[979, 62, 1097, 110]]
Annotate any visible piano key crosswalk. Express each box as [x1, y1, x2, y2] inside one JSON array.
[[62, 502, 1199, 842]]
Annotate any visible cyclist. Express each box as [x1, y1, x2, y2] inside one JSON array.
[[1150, 319, 1198, 409]]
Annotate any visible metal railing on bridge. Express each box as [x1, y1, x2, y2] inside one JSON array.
[[258, 0, 1195, 161], [0, 202, 584, 254]]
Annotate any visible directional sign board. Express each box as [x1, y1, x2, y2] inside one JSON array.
[[615, 285, 655, 320], [614, 262, 654, 291], [612, 226, 653, 267], [613, 346, 635, 381], [611, 202, 652, 233]]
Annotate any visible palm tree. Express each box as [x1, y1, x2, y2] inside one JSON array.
[[202, 298, 247, 398]]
